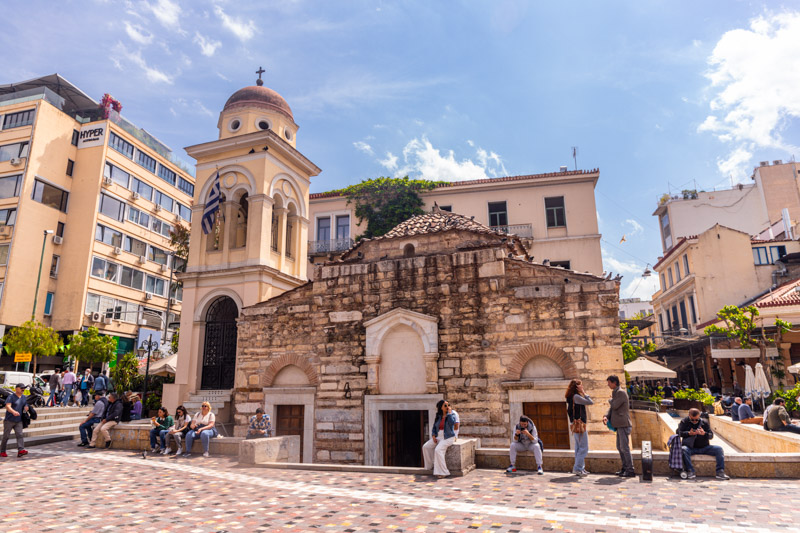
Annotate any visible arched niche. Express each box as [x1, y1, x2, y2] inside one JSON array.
[[272, 364, 311, 386], [378, 324, 427, 395], [521, 356, 565, 380]]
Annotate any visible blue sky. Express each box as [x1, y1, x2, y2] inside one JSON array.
[[3, 1, 799, 300]]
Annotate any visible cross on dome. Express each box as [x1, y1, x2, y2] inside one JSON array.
[[256, 66, 265, 86]]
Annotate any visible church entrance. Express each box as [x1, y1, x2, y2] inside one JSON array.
[[201, 297, 238, 390], [275, 404, 305, 461], [523, 402, 570, 449], [382, 410, 428, 467]]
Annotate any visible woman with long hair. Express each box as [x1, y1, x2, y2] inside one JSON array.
[[422, 399, 458, 478], [566, 378, 593, 476], [162, 405, 189, 455]]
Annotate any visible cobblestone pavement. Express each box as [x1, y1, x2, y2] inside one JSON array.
[[2, 442, 799, 532]]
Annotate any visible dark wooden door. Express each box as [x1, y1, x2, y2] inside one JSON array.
[[276, 405, 304, 461], [383, 410, 428, 467], [523, 402, 570, 449]]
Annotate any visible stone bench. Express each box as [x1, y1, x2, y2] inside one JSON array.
[[239, 436, 301, 465], [710, 416, 800, 453], [104, 422, 241, 455], [442, 438, 477, 477]]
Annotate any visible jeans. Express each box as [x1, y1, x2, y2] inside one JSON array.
[[616, 426, 634, 474], [185, 427, 218, 454], [149, 428, 164, 449], [79, 417, 101, 444], [61, 384, 73, 406], [80, 388, 90, 406], [48, 391, 59, 407], [572, 430, 589, 473], [682, 444, 725, 472], [164, 430, 183, 451], [775, 424, 800, 435], [1, 420, 23, 453]]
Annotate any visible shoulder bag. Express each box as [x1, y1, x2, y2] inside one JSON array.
[[570, 397, 586, 434]]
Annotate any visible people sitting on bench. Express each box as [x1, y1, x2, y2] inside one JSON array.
[[765, 398, 800, 434], [678, 408, 729, 480], [737, 397, 762, 425]]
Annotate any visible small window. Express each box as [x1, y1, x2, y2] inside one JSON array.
[[44, 292, 55, 316], [136, 151, 156, 173], [151, 218, 172, 238], [154, 190, 174, 212], [545, 196, 566, 228], [0, 208, 16, 226], [2, 109, 35, 129], [66, 159, 74, 177], [317, 217, 331, 242], [753, 246, 769, 265], [683, 253, 689, 275], [109, 132, 134, 158], [770, 245, 787, 264], [95, 224, 122, 247], [257, 119, 270, 130], [98, 193, 125, 222], [146, 275, 166, 296], [57, 222, 65, 238], [104, 162, 130, 188], [549, 260, 571, 269], [0, 141, 29, 161], [124, 236, 147, 256], [403, 243, 415, 257], [667, 267, 674, 287], [91, 256, 119, 282], [50, 255, 60, 278], [148, 245, 169, 265], [488, 201, 508, 227], [0, 244, 8, 266], [120, 266, 145, 291], [439, 205, 452, 212], [128, 206, 150, 228], [228, 118, 241, 132], [284, 128, 293, 141], [619, 311, 626, 319], [674, 261, 681, 281], [177, 203, 191, 221], [71, 129, 79, 146], [178, 177, 194, 196], [336, 215, 350, 241], [32, 179, 69, 213], [660, 273, 666, 291], [658, 313, 664, 333], [0, 174, 21, 199], [131, 178, 154, 201], [688, 295, 697, 324], [158, 164, 177, 185]]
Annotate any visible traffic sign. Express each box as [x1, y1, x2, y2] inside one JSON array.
[[14, 352, 32, 363]]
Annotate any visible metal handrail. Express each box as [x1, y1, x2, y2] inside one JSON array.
[[308, 238, 354, 254], [490, 224, 533, 238]]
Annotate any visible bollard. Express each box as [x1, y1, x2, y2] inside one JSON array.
[[641, 440, 653, 481]]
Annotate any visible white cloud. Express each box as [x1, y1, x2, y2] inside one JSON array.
[[194, 32, 221, 56], [124, 22, 153, 45], [602, 254, 642, 276], [699, 11, 800, 181], [146, 0, 181, 27], [112, 43, 173, 84], [387, 136, 508, 182], [353, 141, 374, 155], [621, 275, 660, 300], [624, 219, 644, 236], [214, 5, 256, 41]]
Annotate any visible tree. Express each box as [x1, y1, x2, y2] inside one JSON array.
[[338, 176, 441, 239], [620, 322, 655, 364], [170, 328, 179, 355], [168, 223, 189, 271], [65, 327, 117, 374], [110, 352, 139, 395], [3, 321, 62, 375]]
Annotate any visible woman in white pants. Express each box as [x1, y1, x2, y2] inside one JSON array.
[[422, 400, 457, 478]]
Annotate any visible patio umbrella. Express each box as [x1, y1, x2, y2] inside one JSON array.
[[788, 362, 800, 374], [138, 353, 177, 377], [754, 363, 772, 411], [743, 364, 756, 401], [624, 358, 677, 380]]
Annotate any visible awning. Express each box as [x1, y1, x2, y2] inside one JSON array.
[[139, 353, 177, 377], [624, 358, 677, 379], [789, 362, 800, 374], [710, 347, 779, 359]]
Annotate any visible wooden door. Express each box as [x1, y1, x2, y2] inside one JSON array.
[[523, 402, 570, 449], [276, 405, 304, 461], [383, 410, 427, 467]]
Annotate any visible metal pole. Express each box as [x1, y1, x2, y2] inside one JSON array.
[[688, 345, 699, 388], [142, 334, 152, 409], [31, 231, 50, 321]]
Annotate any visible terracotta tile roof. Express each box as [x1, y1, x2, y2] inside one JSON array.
[[751, 238, 795, 244], [653, 236, 697, 270], [753, 278, 800, 309], [309, 168, 600, 200]]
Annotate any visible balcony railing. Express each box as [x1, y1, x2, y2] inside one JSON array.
[[308, 238, 355, 255], [490, 224, 533, 238]]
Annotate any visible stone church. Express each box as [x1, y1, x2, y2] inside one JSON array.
[[165, 75, 625, 466]]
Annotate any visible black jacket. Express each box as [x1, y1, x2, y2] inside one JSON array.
[[677, 417, 714, 448], [104, 400, 123, 423], [566, 396, 587, 423]]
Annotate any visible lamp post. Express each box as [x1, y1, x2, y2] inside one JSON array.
[[31, 229, 54, 320], [137, 335, 160, 409], [163, 252, 175, 339]]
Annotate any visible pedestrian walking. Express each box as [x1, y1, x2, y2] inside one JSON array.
[[78, 368, 94, 407], [1, 384, 29, 457], [566, 378, 593, 476], [422, 400, 457, 478], [77, 392, 108, 447], [602, 375, 634, 477], [94, 371, 108, 397], [88, 392, 122, 449], [183, 402, 218, 458], [48, 369, 61, 407], [61, 368, 76, 407]]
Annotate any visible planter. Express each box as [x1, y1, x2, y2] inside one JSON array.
[[673, 398, 703, 411]]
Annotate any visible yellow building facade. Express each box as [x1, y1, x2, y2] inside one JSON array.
[[163, 79, 320, 414], [0, 74, 193, 367]]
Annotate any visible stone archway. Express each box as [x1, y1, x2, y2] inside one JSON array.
[[263, 354, 319, 387], [507, 342, 578, 381]]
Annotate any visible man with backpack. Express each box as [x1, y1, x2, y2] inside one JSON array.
[[506, 416, 544, 475]]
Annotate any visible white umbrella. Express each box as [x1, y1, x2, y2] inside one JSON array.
[[754, 363, 772, 411], [788, 362, 800, 375], [624, 358, 677, 380], [743, 364, 756, 400]]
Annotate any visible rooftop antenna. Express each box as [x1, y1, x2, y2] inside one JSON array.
[[571, 146, 578, 171]]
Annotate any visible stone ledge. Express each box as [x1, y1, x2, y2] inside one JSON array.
[[106, 424, 241, 455], [239, 436, 300, 464], [710, 415, 800, 453], [445, 438, 477, 476]]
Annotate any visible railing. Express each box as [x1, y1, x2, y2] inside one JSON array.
[[308, 238, 355, 255], [490, 224, 533, 238]]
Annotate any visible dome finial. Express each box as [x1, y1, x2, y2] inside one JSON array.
[[255, 66, 265, 87]]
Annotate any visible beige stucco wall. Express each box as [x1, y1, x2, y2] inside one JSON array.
[[754, 162, 800, 227]]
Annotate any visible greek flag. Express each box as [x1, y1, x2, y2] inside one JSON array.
[[201, 171, 221, 234]]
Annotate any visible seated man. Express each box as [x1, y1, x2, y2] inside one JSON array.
[[730, 397, 742, 421], [77, 392, 107, 447], [506, 416, 543, 475], [678, 408, 729, 480], [737, 397, 762, 425], [246, 408, 271, 439], [766, 398, 800, 434]]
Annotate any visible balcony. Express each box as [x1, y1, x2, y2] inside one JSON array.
[[308, 238, 355, 256], [490, 224, 533, 238]]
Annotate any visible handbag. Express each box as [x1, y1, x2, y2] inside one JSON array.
[[570, 399, 586, 434]]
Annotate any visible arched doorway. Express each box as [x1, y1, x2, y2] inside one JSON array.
[[201, 296, 239, 389]]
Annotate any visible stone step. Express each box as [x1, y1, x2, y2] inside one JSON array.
[[30, 407, 92, 417], [23, 422, 88, 439], [27, 415, 88, 429], [4, 431, 79, 450], [184, 400, 228, 410]]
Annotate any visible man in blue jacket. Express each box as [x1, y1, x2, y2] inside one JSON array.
[[1, 384, 29, 457]]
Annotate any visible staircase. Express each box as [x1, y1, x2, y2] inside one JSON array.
[[5, 406, 92, 450], [183, 390, 233, 427]]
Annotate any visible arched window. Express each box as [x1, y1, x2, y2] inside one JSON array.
[[403, 243, 415, 258], [234, 193, 248, 248]]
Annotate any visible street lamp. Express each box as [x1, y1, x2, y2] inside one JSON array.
[[31, 229, 54, 320], [137, 334, 160, 409]]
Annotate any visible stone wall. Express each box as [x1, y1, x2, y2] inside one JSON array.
[[234, 242, 624, 464]]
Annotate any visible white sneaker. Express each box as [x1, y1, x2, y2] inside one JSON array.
[[175, 446, 182, 455], [203, 451, 209, 458], [150, 447, 157, 453]]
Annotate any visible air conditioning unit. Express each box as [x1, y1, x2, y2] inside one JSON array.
[[774, 160, 783, 165], [102, 176, 113, 187], [145, 293, 153, 300], [0, 226, 12, 238], [90, 311, 102, 322], [169, 298, 177, 306], [9, 157, 22, 166], [138, 255, 147, 264], [102, 317, 112, 325], [559, 165, 568, 172], [112, 246, 122, 255], [132, 191, 140, 200], [174, 213, 181, 222], [760, 161, 769, 167], [154, 204, 162, 212], [52, 235, 63, 245]]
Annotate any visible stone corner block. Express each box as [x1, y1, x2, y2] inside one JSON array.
[[238, 435, 301, 465]]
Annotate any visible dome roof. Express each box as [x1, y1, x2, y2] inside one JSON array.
[[223, 85, 294, 121]]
